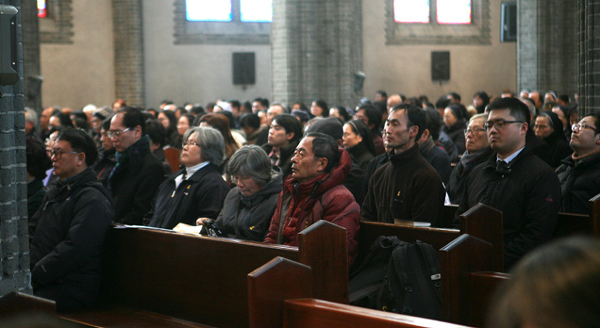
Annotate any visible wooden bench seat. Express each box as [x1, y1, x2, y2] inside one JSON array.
[[59, 220, 347, 328]]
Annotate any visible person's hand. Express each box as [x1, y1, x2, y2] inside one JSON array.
[[196, 217, 211, 226]]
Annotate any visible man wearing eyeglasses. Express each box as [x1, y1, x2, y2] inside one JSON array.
[[456, 97, 561, 271], [29, 129, 114, 311], [556, 113, 600, 214], [109, 107, 165, 225]]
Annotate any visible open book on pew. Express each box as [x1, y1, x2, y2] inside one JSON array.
[[394, 219, 431, 227], [111, 223, 203, 235]]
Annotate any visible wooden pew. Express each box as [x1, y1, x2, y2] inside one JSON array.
[[356, 203, 503, 267], [439, 204, 504, 326], [554, 192, 600, 237], [61, 220, 348, 328], [0, 291, 91, 327], [248, 257, 470, 328]]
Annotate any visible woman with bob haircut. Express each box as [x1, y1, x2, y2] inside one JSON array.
[[488, 236, 600, 328], [197, 145, 283, 241], [146, 127, 230, 229]]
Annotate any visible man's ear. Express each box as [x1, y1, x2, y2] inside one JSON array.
[[521, 122, 529, 135], [286, 132, 295, 141], [77, 153, 86, 166], [419, 128, 430, 142], [316, 157, 328, 172], [134, 125, 143, 138], [409, 125, 419, 138]]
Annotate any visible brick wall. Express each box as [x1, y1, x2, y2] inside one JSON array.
[[271, 0, 363, 108], [0, 0, 32, 296], [518, 0, 578, 97], [112, 0, 145, 107], [578, 0, 600, 115]]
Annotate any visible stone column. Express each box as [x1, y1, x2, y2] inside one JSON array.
[[518, 0, 578, 97], [112, 0, 145, 107], [271, 0, 363, 107], [0, 0, 32, 296], [578, 0, 600, 115]]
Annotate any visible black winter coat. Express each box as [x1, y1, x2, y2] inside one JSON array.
[[446, 147, 494, 204], [556, 151, 600, 214], [214, 169, 282, 241], [147, 163, 230, 229], [29, 168, 114, 311], [456, 147, 561, 271], [109, 137, 165, 225], [541, 131, 572, 169]]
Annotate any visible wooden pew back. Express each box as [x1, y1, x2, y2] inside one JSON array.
[[80, 220, 347, 328], [554, 193, 600, 237], [248, 257, 469, 328]]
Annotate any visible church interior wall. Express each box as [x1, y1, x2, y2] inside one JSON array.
[[38, 0, 515, 110], [362, 0, 517, 102], [40, 0, 115, 110]]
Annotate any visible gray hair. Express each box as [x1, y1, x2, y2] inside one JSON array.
[[469, 113, 488, 125], [25, 107, 38, 124], [183, 127, 226, 166], [226, 145, 272, 187]]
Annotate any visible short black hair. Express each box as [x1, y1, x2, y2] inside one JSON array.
[[423, 108, 442, 141], [56, 128, 98, 166], [26, 137, 52, 180], [486, 97, 531, 126], [356, 103, 382, 132], [116, 107, 146, 135], [229, 100, 241, 109], [52, 112, 74, 128], [586, 113, 600, 135], [448, 92, 461, 102], [376, 90, 387, 98], [272, 114, 303, 143], [240, 113, 261, 130], [474, 91, 490, 106], [305, 132, 339, 173], [145, 119, 166, 147], [391, 104, 426, 141], [435, 96, 450, 110]]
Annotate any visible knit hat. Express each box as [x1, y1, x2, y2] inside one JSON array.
[[306, 117, 343, 141]]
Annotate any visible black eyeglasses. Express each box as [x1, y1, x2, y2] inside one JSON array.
[[483, 119, 524, 130], [51, 149, 80, 160], [572, 123, 599, 133]]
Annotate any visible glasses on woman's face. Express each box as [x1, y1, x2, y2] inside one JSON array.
[[182, 141, 200, 149]]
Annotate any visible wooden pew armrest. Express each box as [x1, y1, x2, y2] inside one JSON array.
[[284, 299, 470, 328]]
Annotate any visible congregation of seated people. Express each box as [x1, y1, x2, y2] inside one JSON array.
[[24, 90, 600, 312]]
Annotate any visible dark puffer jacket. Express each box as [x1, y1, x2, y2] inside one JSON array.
[[213, 168, 283, 241], [556, 151, 600, 214], [264, 148, 360, 266], [29, 168, 114, 311]]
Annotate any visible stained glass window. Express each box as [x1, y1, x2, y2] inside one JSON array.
[[394, 0, 429, 24], [394, 0, 472, 25], [240, 0, 272, 22], [186, 0, 232, 22], [38, 0, 48, 18], [437, 0, 471, 24]]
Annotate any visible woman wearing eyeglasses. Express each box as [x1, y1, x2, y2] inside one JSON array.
[[146, 127, 230, 229], [196, 145, 283, 241], [447, 113, 493, 204]]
